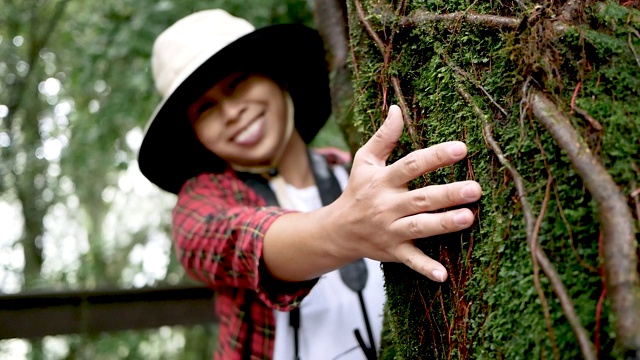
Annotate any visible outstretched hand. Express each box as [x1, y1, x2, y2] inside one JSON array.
[[330, 105, 482, 282]]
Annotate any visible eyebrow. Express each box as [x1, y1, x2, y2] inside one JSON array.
[[226, 72, 250, 92]]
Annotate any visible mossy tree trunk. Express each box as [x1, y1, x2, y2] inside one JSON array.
[[320, 0, 640, 358]]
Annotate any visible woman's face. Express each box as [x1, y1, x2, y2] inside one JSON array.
[[187, 73, 288, 168]]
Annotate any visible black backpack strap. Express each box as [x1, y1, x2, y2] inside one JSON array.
[[238, 172, 278, 206], [238, 149, 343, 207], [308, 150, 343, 206]]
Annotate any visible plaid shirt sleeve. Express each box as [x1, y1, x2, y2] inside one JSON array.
[[172, 169, 315, 310]]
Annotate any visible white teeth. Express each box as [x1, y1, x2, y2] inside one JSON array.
[[235, 117, 263, 143]]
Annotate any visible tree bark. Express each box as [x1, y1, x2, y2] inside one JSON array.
[[342, 0, 640, 358]]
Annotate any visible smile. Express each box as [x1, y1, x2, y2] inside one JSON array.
[[233, 115, 265, 145]]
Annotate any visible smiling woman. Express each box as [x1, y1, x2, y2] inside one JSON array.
[[188, 73, 292, 172]]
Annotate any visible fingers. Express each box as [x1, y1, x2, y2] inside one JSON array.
[[356, 105, 404, 165], [385, 182, 479, 282], [394, 243, 448, 282], [393, 181, 482, 216], [389, 208, 476, 240], [385, 141, 468, 188]]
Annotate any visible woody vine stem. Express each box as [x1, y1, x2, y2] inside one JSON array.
[[456, 84, 594, 360]]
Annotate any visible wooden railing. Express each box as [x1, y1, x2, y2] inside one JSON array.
[[0, 284, 217, 339]]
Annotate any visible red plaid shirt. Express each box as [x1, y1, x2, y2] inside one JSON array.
[[172, 167, 318, 359]]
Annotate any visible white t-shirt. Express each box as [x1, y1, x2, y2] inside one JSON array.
[[270, 166, 386, 360]]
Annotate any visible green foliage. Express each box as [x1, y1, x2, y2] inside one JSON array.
[[0, 0, 314, 358]]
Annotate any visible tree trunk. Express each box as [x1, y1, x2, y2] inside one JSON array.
[[314, 0, 365, 152], [339, 0, 640, 358]]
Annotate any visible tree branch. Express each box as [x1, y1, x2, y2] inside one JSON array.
[[629, 31, 640, 71], [532, 178, 561, 360], [531, 90, 640, 355], [353, 0, 386, 52], [457, 84, 597, 360], [390, 76, 419, 145], [399, 11, 521, 29], [353, 0, 420, 147], [373, 6, 570, 34], [6, 0, 70, 118], [451, 65, 508, 117]]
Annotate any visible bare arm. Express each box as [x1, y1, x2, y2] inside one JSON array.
[[263, 105, 482, 282]]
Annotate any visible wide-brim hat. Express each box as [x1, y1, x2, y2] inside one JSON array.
[[138, 9, 331, 194]]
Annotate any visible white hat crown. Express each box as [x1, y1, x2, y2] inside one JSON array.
[[151, 9, 255, 98]]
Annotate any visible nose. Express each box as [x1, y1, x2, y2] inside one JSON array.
[[219, 98, 246, 124]]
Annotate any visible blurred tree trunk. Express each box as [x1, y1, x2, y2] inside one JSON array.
[[1, 2, 70, 359], [313, 0, 364, 152], [338, 0, 640, 358], [1, 0, 69, 290]]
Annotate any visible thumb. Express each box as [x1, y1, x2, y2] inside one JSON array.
[[358, 105, 404, 165]]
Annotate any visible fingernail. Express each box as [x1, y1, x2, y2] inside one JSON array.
[[449, 142, 466, 157], [432, 269, 446, 282], [461, 183, 478, 199], [454, 210, 471, 225]]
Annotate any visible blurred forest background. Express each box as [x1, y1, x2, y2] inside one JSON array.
[[0, 0, 346, 358]]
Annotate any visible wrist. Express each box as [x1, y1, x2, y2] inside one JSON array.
[[314, 199, 360, 263]]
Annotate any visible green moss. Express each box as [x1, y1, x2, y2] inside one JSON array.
[[347, 0, 639, 358]]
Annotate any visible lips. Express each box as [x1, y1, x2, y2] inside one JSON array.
[[232, 115, 265, 146]]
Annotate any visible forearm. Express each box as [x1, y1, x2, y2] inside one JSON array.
[[174, 206, 286, 287], [172, 172, 297, 289], [262, 204, 355, 282]]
